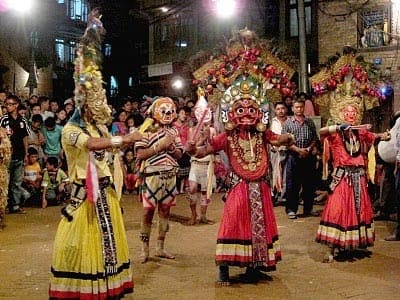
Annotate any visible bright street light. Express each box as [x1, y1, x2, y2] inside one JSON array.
[[171, 77, 184, 90], [213, 0, 237, 18], [6, 0, 33, 13]]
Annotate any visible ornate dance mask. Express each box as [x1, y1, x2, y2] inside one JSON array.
[[152, 97, 177, 125], [220, 76, 269, 131]]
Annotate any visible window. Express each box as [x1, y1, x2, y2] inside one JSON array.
[[358, 5, 391, 48], [104, 44, 112, 57], [289, 0, 312, 37], [128, 77, 133, 87], [110, 76, 118, 97], [154, 13, 193, 50], [55, 39, 77, 66], [67, 0, 89, 22]]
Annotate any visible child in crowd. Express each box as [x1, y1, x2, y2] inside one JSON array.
[[27, 114, 45, 166], [41, 156, 70, 208], [122, 148, 137, 194], [126, 113, 144, 133], [55, 108, 68, 126], [42, 116, 63, 162], [214, 153, 229, 192], [23, 147, 43, 206]]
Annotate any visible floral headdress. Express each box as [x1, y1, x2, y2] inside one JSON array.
[[310, 47, 381, 124], [72, 8, 111, 126]]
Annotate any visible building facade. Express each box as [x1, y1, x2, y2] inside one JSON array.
[[317, 0, 399, 116]]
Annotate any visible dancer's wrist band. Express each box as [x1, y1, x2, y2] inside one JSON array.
[[328, 125, 337, 134], [111, 136, 123, 148]]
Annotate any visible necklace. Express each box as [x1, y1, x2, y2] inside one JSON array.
[[341, 130, 361, 157], [228, 131, 263, 171]]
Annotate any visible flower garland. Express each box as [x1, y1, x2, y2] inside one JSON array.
[[311, 63, 384, 100], [192, 47, 296, 98]]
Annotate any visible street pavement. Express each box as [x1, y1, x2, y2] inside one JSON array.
[[0, 193, 400, 300]]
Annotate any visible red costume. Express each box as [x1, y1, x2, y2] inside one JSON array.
[[211, 130, 281, 269], [316, 129, 375, 249]]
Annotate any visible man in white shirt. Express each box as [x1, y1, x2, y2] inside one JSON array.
[[270, 102, 288, 205]]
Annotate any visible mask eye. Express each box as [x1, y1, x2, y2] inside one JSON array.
[[248, 107, 256, 114], [237, 107, 244, 114]]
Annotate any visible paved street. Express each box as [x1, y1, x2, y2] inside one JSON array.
[[0, 193, 400, 300]]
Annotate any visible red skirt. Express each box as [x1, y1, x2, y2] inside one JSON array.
[[216, 181, 281, 270], [316, 176, 374, 249]]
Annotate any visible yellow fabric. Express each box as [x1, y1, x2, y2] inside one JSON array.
[[367, 146, 376, 184], [322, 138, 330, 180], [49, 188, 132, 295], [62, 123, 112, 182], [113, 151, 124, 200], [206, 156, 214, 199]]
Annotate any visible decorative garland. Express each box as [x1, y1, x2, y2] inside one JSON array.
[[192, 30, 297, 102], [311, 55, 384, 101]]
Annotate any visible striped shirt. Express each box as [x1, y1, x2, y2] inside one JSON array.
[[282, 116, 317, 149], [135, 127, 183, 170]]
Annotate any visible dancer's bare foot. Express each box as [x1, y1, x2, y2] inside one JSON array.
[[199, 217, 215, 225], [155, 249, 175, 259], [42, 199, 47, 209], [187, 218, 197, 225], [140, 253, 149, 263]]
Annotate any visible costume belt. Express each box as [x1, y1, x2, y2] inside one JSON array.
[[329, 166, 365, 215], [61, 177, 113, 221], [192, 160, 210, 165], [142, 168, 178, 179]]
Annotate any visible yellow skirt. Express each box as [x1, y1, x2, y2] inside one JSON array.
[[49, 187, 133, 299]]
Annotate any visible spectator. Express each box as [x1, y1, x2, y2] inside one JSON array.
[[282, 99, 318, 219], [63, 98, 75, 119], [38, 96, 54, 121], [122, 148, 137, 194], [131, 99, 141, 115], [126, 113, 144, 133], [28, 94, 38, 107], [50, 99, 59, 114], [27, 114, 45, 167], [55, 108, 68, 126], [283, 95, 294, 116], [18, 103, 28, 119], [111, 109, 129, 136], [41, 156, 70, 208], [30, 103, 41, 119], [42, 117, 63, 161], [22, 147, 42, 206], [270, 101, 289, 204], [0, 89, 8, 106], [121, 98, 132, 115], [297, 92, 316, 117], [174, 106, 191, 194], [0, 95, 31, 214]]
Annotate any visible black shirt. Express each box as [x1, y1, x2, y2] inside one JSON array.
[[0, 113, 30, 160]]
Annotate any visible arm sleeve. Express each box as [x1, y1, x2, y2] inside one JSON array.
[[210, 132, 227, 152], [62, 124, 89, 150], [265, 129, 279, 143]]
